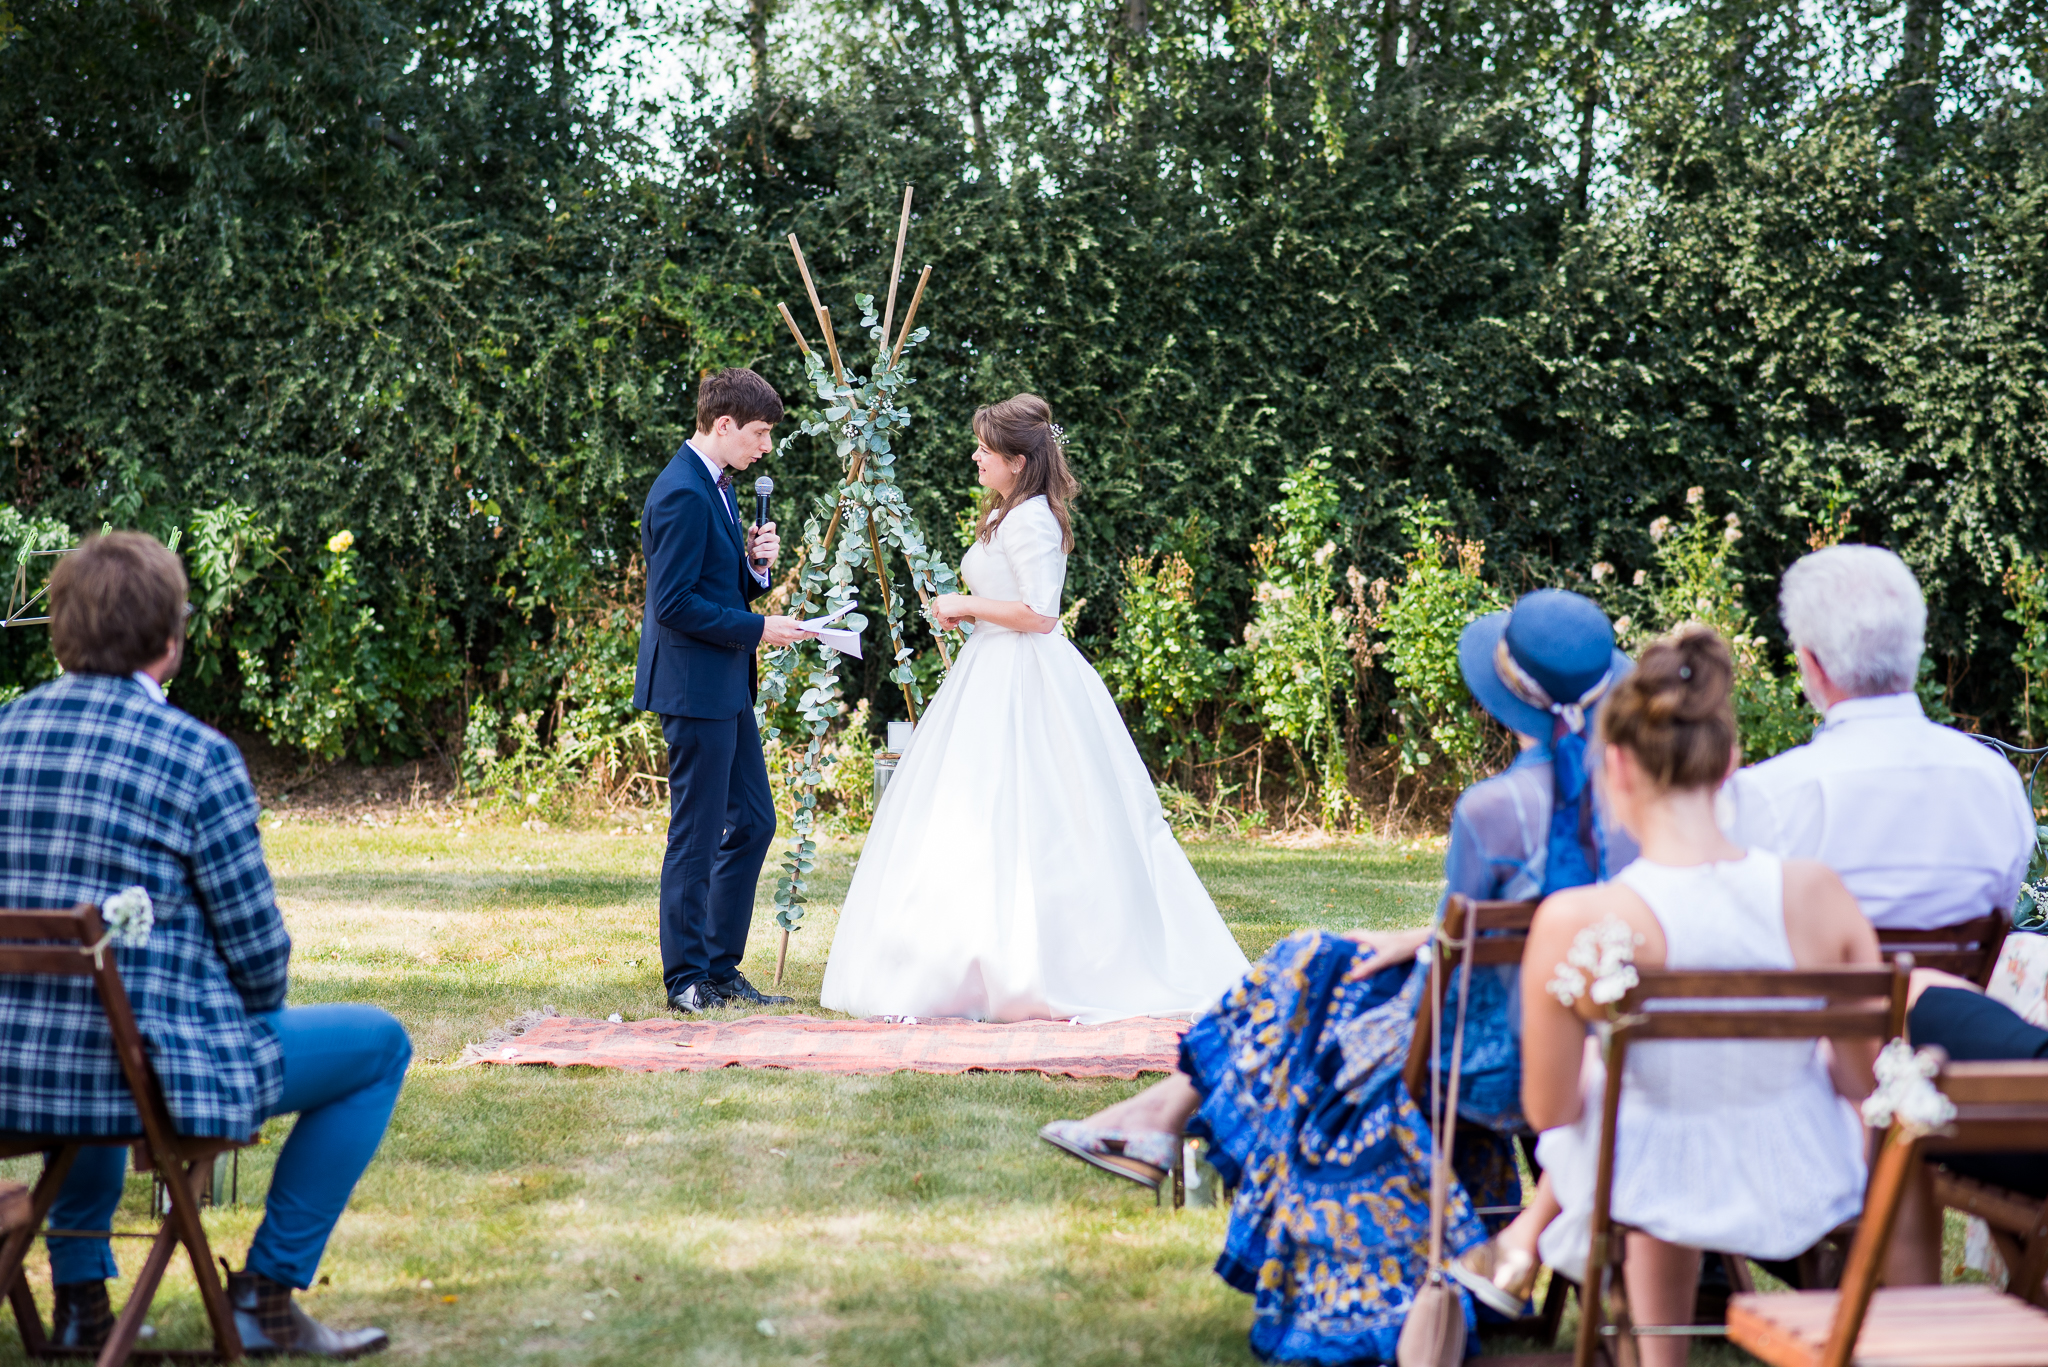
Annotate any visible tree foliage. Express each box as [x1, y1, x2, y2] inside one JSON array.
[[5, 0, 2047, 763]]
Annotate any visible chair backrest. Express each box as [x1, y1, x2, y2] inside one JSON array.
[[1401, 895, 1540, 1109], [1874, 908, 2008, 987], [1816, 1058, 2048, 1367], [0, 906, 180, 1155], [1612, 962, 1913, 1047], [1573, 961, 1912, 1367]]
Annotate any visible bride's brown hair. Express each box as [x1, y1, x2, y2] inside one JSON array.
[[974, 394, 1077, 552]]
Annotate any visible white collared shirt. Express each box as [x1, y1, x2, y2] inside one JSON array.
[[688, 441, 769, 589], [1722, 692, 2034, 929], [132, 671, 166, 704]]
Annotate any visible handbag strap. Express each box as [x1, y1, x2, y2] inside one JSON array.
[[1424, 907, 1480, 1277]]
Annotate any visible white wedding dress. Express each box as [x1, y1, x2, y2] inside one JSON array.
[[819, 495, 1250, 1023]]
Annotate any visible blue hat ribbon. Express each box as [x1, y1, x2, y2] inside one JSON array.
[[1493, 637, 1615, 894]]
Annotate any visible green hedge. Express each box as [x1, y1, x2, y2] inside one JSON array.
[[4, 0, 2045, 759]]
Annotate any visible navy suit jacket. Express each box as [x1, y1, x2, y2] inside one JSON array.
[[633, 443, 769, 720]]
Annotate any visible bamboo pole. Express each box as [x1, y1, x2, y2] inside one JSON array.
[[868, 523, 919, 724], [777, 302, 812, 354], [819, 452, 867, 555], [908, 571, 954, 670], [788, 234, 827, 327], [788, 235, 844, 384], [819, 308, 845, 387], [881, 186, 914, 356], [889, 265, 933, 368]]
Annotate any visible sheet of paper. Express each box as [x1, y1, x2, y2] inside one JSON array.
[[812, 626, 862, 659], [800, 600, 857, 630], [797, 600, 860, 657]]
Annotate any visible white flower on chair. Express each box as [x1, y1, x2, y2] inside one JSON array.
[[1546, 915, 1642, 1009], [100, 886, 155, 948], [1860, 1038, 1957, 1133]]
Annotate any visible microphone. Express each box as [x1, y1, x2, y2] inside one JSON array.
[[752, 476, 774, 568]]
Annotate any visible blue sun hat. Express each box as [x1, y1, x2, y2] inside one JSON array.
[[1458, 589, 1631, 893]]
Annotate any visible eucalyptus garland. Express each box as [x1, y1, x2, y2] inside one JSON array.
[[758, 261, 965, 942]]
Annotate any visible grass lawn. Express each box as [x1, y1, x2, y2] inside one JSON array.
[[0, 818, 1910, 1365]]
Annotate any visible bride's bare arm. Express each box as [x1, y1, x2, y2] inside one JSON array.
[[931, 593, 1057, 634]]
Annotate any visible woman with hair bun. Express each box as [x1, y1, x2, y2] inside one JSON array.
[[1040, 588, 1635, 1363], [1521, 626, 1881, 1367], [820, 395, 1250, 1022]]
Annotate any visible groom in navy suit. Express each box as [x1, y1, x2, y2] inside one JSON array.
[[634, 368, 814, 1013]]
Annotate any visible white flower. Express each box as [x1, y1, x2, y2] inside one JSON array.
[[1724, 526, 1743, 544], [1632, 569, 1647, 587], [1547, 915, 1642, 1008], [1861, 1039, 1957, 1132], [100, 887, 154, 948], [1546, 962, 1588, 1006], [1685, 486, 1704, 506], [1591, 562, 1613, 582], [1649, 516, 1672, 543]]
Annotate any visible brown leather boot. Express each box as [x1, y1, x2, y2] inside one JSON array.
[[51, 1279, 115, 1352], [226, 1268, 389, 1359]]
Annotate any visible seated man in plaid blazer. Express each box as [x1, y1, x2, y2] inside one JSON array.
[[0, 533, 407, 1359]]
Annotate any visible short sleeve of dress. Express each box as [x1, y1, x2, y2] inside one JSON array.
[[998, 497, 1067, 618]]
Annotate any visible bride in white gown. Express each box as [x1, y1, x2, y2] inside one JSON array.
[[819, 394, 1250, 1023]]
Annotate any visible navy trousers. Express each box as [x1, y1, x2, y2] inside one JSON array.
[[661, 708, 776, 995], [49, 1004, 411, 1289], [1909, 985, 2048, 1197]]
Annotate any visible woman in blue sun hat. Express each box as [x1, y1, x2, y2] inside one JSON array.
[[1039, 588, 1631, 1364]]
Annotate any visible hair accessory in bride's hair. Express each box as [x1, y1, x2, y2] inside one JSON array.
[[1047, 423, 1066, 448]]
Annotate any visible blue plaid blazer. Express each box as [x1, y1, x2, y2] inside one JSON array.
[[0, 673, 290, 1139]]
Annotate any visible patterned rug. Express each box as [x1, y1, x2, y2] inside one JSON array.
[[459, 1009, 1191, 1078]]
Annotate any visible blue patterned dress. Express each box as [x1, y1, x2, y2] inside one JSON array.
[[1181, 748, 1619, 1364]]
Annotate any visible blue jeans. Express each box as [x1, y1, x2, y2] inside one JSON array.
[[47, 1004, 411, 1289]]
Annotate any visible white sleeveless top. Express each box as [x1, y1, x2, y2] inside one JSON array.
[[1535, 852, 1868, 1280]]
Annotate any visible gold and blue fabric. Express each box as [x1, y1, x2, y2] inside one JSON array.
[[1180, 747, 1614, 1364]]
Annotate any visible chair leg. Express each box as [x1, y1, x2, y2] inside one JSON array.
[[159, 1155, 240, 1362], [1573, 1236, 1609, 1367], [1, 1146, 79, 1358], [2004, 1195, 2048, 1309], [1606, 1234, 1642, 1367], [96, 1221, 179, 1367]]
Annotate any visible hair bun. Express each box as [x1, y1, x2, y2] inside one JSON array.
[[1599, 625, 1738, 789]]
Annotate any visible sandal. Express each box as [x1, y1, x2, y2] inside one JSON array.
[[1448, 1238, 1540, 1317], [1038, 1120, 1178, 1192]]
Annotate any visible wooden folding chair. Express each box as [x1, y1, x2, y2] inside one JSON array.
[[1729, 1058, 2048, 1366], [1876, 909, 2010, 988], [1397, 896, 1579, 1347], [0, 906, 247, 1366], [1934, 1164, 2048, 1310], [1571, 960, 1913, 1367]]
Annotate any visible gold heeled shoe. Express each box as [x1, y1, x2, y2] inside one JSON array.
[[1447, 1238, 1539, 1318]]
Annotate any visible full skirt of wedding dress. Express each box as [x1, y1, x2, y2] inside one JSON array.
[[818, 623, 1250, 1023]]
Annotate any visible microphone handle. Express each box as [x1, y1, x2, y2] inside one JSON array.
[[752, 494, 771, 567]]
